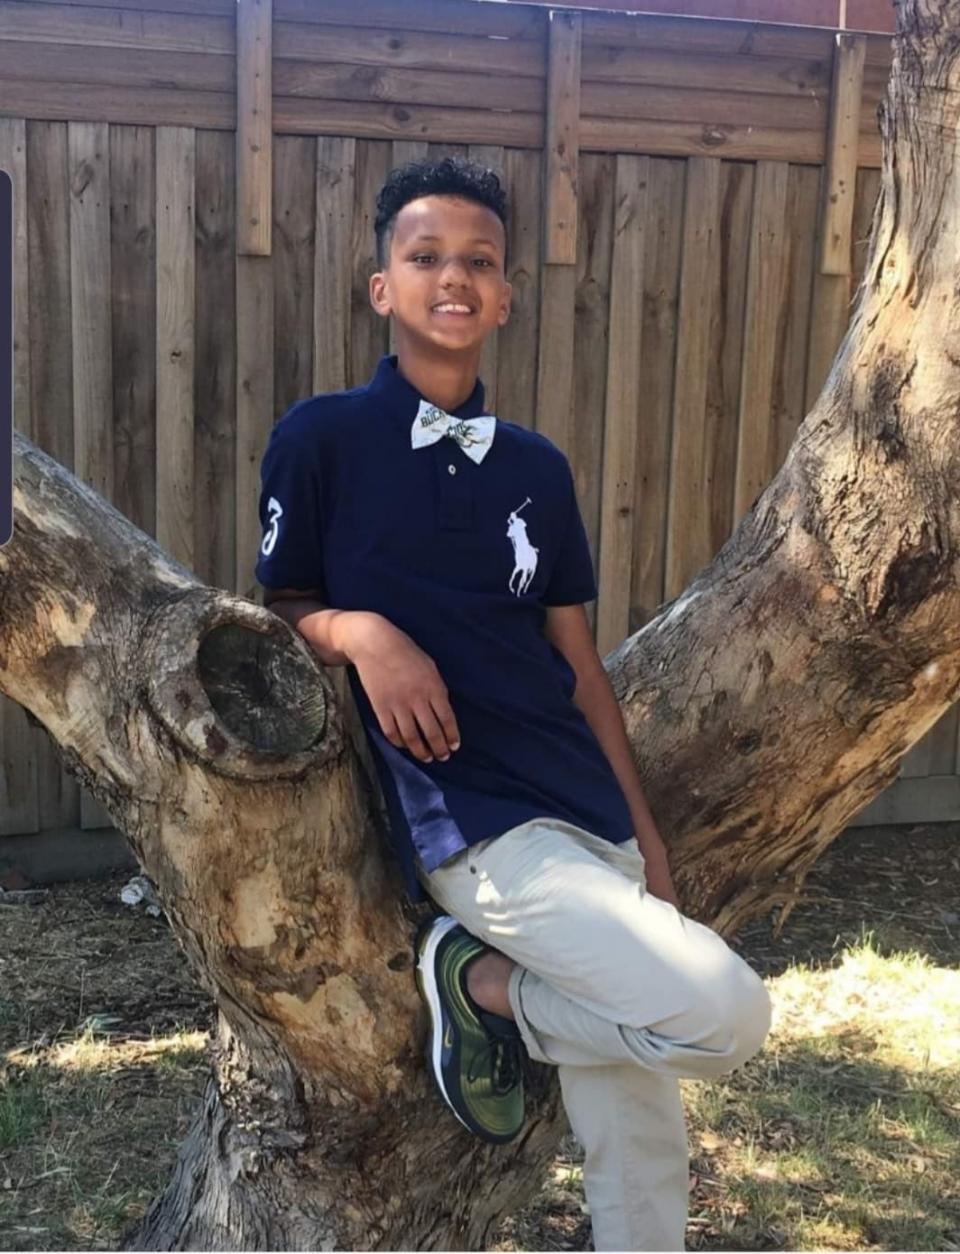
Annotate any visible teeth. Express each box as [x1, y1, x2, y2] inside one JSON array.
[[434, 304, 473, 313]]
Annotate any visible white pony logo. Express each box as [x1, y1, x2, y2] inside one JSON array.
[[506, 498, 539, 595]]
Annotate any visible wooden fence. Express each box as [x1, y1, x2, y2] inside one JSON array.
[[0, 0, 948, 842]]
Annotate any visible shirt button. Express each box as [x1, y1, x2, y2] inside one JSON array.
[[447, 464, 457, 475]]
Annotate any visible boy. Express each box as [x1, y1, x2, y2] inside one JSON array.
[[255, 155, 772, 1252]]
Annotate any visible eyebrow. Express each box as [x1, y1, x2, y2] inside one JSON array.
[[407, 234, 499, 248]]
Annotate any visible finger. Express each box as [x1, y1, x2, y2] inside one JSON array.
[[429, 694, 461, 752], [412, 701, 455, 761], [393, 710, 435, 763], [378, 712, 406, 752]]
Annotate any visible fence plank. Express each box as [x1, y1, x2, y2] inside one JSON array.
[[277, 0, 544, 40], [734, 159, 790, 526], [571, 151, 615, 640], [431, 142, 467, 158], [274, 60, 540, 115], [350, 139, 391, 387], [819, 33, 867, 274], [901, 704, 959, 778], [582, 45, 831, 97], [26, 119, 79, 831], [237, 0, 272, 256], [390, 141, 428, 169], [0, 3, 235, 54], [535, 265, 577, 456], [773, 163, 819, 469], [273, 22, 544, 81], [581, 11, 838, 59], [806, 269, 851, 410], [585, 16, 890, 61], [0, 697, 39, 832], [69, 121, 113, 502], [155, 125, 195, 568], [468, 143, 506, 413], [0, 39, 233, 92], [496, 147, 541, 433], [0, 81, 234, 130], [596, 154, 647, 658], [315, 136, 356, 391], [632, 156, 684, 628], [26, 0, 236, 14], [280, 101, 876, 167], [69, 119, 113, 829], [665, 155, 721, 600], [111, 125, 156, 540], [709, 161, 753, 547], [236, 254, 273, 598], [273, 134, 315, 416], [851, 774, 960, 826], [28, 122, 72, 467], [582, 80, 826, 130], [0, 117, 37, 836], [544, 9, 580, 266], [580, 115, 826, 164], [195, 128, 237, 592], [0, 117, 29, 444]]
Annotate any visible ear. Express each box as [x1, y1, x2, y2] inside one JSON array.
[[369, 271, 391, 319], [498, 280, 513, 327]]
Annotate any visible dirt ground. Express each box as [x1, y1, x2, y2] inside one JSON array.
[[1, 819, 958, 1250]]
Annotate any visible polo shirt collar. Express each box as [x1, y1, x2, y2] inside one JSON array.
[[367, 354, 488, 436]]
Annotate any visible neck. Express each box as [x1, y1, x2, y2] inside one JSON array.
[[393, 339, 481, 414]]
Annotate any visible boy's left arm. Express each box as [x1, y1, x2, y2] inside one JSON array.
[[544, 603, 681, 908]]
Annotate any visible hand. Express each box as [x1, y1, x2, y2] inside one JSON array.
[[636, 839, 681, 910], [347, 616, 461, 765]]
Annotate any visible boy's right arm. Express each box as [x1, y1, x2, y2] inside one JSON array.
[[263, 589, 461, 764]]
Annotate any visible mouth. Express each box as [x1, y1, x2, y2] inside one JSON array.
[[431, 302, 477, 318]]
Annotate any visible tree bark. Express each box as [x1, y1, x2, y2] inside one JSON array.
[[1, 1, 957, 1246]]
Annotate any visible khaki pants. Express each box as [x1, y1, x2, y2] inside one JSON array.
[[415, 817, 772, 1252]]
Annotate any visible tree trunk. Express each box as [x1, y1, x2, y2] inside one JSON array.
[[0, 1, 957, 1246]]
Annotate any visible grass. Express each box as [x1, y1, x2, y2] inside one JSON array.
[[1, 1027, 209, 1249], [1, 823, 959, 1250], [676, 925, 960, 1251], [0, 1068, 48, 1149]]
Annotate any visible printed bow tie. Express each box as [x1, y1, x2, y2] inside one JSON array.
[[410, 398, 497, 465]]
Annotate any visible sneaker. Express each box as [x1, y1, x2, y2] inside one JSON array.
[[414, 914, 526, 1144]]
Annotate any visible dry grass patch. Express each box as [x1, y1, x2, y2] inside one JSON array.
[[1, 1027, 208, 1249], [680, 926, 960, 1251]]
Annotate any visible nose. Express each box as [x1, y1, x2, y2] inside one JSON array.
[[439, 255, 473, 285]]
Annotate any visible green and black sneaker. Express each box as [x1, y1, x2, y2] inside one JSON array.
[[414, 914, 526, 1144]]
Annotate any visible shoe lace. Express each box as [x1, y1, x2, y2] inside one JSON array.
[[467, 1031, 524, 1096]]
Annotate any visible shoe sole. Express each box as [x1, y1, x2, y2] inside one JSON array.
[[414, 915, 478, 1136]]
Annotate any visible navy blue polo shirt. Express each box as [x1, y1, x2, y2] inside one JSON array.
[[255, 353, 635, 902]]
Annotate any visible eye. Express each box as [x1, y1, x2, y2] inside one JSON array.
[[474, 258, 494, 268], [412, 254, 434, 264]]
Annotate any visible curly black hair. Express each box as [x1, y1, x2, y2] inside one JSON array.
[[374, 154, 509, 270]]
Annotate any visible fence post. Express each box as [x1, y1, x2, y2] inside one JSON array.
[[819, 32, 867, 276], [537, 10, 581, 463], [237, 0, 272, 257]]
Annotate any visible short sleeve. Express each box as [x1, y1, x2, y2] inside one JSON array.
[[540, 458, 598, 606], [254, 418, 327, 598]]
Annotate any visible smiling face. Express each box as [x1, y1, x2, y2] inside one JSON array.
[[369, 194, 512, 359]]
